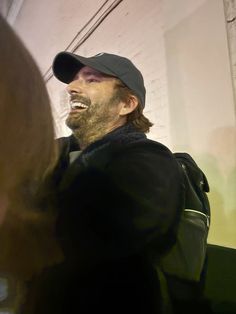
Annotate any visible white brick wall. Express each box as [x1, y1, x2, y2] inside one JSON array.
[[6, 0, 236, 248], [46, 0, 171, 145]]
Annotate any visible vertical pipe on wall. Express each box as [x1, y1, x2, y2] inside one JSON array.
[[223, 0, 236, 117]]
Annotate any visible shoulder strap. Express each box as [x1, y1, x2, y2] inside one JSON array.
[[174, 152, 210, 219]]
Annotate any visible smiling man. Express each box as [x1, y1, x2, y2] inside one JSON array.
[[65, 65, 135, 149], [53, 52, 152, 150], [23, 52, 184, 314]]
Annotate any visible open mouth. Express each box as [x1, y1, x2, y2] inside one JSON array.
[[70, 101, 89, 112]]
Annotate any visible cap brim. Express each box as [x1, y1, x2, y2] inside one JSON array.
[[52, 52, 116, 83], [52, 52, 86, 83]]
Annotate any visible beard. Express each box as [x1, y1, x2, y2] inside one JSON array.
[[66, 94, 121, 149]]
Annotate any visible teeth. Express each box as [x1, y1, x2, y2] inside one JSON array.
[[70, 101, 88, 109]]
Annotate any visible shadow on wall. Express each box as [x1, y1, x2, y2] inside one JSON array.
[[164, 1, 236, 245], [163, 0, 222, 153], [168, 110, 236, 246], [205, 126, 236, 248], [195, 153, 226, 244]]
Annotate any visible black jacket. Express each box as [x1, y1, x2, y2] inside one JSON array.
[[22, 124, 184, 314]]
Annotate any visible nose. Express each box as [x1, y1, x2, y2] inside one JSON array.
[[67, 78, 84, 95]]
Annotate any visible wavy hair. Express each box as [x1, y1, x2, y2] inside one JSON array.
[[114, 80, 153, 133]]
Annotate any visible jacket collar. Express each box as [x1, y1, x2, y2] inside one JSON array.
[[61, 124, 146, 189], [81, 123, 146, 157]]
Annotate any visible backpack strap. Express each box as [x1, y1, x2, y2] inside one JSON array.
[[174, 153, 210, 217]]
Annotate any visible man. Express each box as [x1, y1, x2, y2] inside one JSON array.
[[23, 52, 184, 314]]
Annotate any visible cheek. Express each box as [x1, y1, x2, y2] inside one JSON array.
[[89, 84, 114, 103], [88, 91, 105, 104]]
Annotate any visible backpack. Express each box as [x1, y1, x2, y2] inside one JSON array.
[[157, 152, 211, 312], [160, 152, 210, 281]]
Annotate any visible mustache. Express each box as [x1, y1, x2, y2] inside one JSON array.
[[70, 94, 91, 107]]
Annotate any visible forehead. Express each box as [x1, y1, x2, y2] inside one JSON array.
[[78, 66, 110, 77]]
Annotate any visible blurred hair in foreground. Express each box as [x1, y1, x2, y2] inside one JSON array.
[[0, 14, 62, 311], [0, 13, 58, 198]]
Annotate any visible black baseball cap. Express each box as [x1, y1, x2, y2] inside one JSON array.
[[52, 52, 146, 107]]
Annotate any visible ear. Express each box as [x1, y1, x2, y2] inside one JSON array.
[[119, 95, 139, 116]]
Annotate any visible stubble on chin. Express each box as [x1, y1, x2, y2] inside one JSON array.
[[70, 114, 109, 149], [66, 91, 122, 149], [65, 114, 81, 130], [67, 106, 118, 149]]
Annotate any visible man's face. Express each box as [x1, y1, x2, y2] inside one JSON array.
[[66, 66, 123, 133]]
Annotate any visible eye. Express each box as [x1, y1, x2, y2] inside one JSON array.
[[87, 78, 99, 83]]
